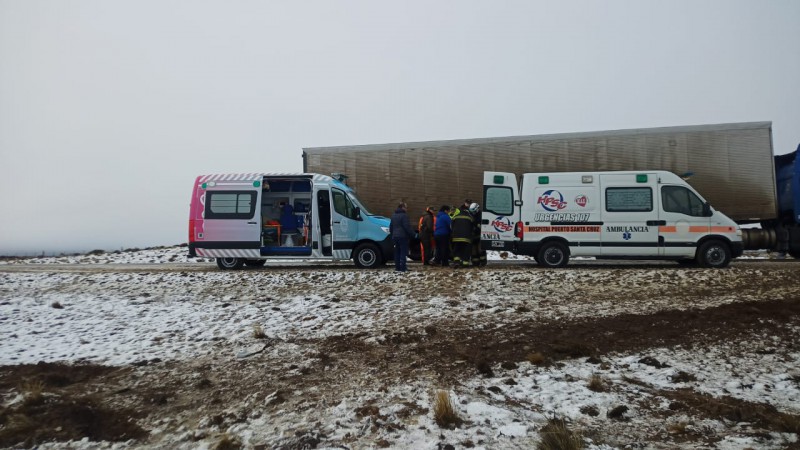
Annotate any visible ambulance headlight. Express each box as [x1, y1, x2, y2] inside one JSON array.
[[381, 226, 390, 234]]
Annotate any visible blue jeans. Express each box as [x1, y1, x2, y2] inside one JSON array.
[[393, 237, 409, 271]]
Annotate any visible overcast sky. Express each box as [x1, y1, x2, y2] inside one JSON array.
[[1, 1, 798, 255]]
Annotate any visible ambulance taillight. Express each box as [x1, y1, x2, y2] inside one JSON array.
[[515, 221, 524, 239]]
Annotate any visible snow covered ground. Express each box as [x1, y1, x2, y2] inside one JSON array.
[[1, 247, 799, 449]]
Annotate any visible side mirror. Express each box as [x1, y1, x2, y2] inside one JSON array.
[[355, 206, 362, 220], [703, 203, 712, 217]]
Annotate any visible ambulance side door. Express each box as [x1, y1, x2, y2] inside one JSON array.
[[331, 187, 360, 259], [481, 172, 519, 252], [599, 173, 660, 256]]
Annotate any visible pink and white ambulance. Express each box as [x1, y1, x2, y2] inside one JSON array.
[[188, 173, 394, 269]]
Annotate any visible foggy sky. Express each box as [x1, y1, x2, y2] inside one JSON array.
[[1, 0, 799, 255]]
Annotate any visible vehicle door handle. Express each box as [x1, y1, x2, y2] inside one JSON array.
[[646, 220, 666, 226], [482, 219, 490, 224], [333, 221, 341, 224], [247, 221, 257, 225]]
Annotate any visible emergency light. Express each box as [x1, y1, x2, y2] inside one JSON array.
[[493, 175, 505, 184], [538, 176, 549, 184], [636, 174, 648, 183]]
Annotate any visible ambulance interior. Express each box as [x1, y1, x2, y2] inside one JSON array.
[[260, 177, 313, 253]]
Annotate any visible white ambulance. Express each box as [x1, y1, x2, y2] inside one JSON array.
[[481, 171, 743, 268]]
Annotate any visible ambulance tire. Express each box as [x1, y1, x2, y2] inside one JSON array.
[[216, 257, 244, 270], [696, 241, 731, 268], [537, 242, 569, 268], [244, 259, 266, 267], [353, 243, 382, 269]]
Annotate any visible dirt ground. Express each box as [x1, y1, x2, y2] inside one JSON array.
[[1, 259, 800, 449]]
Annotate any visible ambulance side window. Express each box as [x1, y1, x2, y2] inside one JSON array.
[[662, 186, 704, 217], [484, 186, 514, 215], [206, 191, 256, 219], [332, 189, 358, 219], [605, 187, 652, 212]]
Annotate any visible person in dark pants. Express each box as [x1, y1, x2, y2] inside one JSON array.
[[418, 206, 436, 265], [468, 203, 487, 266], [451, 206, 474, 268], [389, 202, 416, 272], [433, 205, 452, 266]]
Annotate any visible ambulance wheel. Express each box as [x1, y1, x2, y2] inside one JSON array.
[[537, 242, 569, 268], [697, 241, 731, 268], [244, 259, 266, 267], [216, 257, 244, 270], [353, 243, 382, 269]]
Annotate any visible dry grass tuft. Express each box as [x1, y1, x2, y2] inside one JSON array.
[[252, 325, 267, 340], [214, 433, 242, 450], [667, 421, 688, 434], [537, 417, 584, 450], [21, 380, 45, 406], [527, 352, 546, 365], [586, 374, 607, 392], [433, 390, 462, 428]]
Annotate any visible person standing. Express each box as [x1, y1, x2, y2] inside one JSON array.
[[468, 203, 487, 266], [451, 205, 474, 268], [389, 202, 416, 272], [433, 205, 452, 266], [418, 206, 435, 265]]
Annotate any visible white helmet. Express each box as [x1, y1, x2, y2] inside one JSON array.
[[468, 203, 481, 214]]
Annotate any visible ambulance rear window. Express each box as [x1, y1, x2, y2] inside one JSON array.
[[206, 191, 256, 219], [484, 186, 514, 215]]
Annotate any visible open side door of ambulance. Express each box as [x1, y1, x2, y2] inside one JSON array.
[[481, 172, 520, 252]]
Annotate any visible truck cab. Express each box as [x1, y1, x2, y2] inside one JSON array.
[[482, 171, 743, 268]]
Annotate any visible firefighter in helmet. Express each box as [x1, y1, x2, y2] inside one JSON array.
[[451, 202, 474, 268], [468, 203, 487, 266]]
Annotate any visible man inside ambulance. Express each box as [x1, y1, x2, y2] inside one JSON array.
[[279, 201, 298, 245]]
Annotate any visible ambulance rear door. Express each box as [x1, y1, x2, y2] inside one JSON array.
[[199, 176, 263, 256], [482, 172, 519, 252]]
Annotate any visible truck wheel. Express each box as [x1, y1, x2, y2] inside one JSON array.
[[353, 243, 382, 268], [216, 257, 244, 270], [696, 241, 731, 268], [537, 242, 569, 268], [244, 259, 266, 267]]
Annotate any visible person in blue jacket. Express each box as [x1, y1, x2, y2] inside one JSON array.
[[433, 205, 452, 267], [389, 202, 416, 272]]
